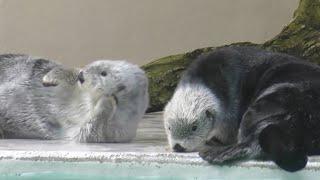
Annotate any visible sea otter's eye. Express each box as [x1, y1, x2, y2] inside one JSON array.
[[191, 121, 198, 131], [101, 71, 107, 76], [168, 126, 171, 130], [192, 125, 198, 131]]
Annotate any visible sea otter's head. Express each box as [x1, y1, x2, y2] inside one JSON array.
[[76, 60, 148, 143], [164, 84, 223, 152], [78, 60, 147, 102]]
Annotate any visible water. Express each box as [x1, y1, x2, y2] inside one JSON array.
[[0, 160, 319, 180]]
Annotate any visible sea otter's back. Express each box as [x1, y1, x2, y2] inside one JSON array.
[[178, 46, 320, 127]]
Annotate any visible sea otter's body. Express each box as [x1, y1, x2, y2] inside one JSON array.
[[0, 54, 79, 139], [0, 54, 148, 143], [164, 46, 320, 171]]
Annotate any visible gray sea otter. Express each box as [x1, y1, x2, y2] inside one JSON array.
[[164, 46, 320, 171], [0, 54, 149, 143]]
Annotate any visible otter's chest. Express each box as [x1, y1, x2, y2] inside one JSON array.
[[54, 93, 94, 140]]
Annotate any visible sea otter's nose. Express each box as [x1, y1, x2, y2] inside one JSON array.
[[78, 71, 85, 84], [173, 143, 186, 152]]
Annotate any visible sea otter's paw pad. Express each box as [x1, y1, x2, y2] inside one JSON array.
[[42, 75, 58, 86]]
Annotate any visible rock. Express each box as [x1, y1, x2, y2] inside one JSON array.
[[263, 0, 320, 64], [142, 0, 320, 112]]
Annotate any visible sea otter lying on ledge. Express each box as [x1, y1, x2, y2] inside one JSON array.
[[0, 54, 148, 143], [164, 46, 320, 171]]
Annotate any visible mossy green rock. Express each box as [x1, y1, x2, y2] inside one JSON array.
[[263, 0, 320, 64], [142, 0, 320, 112]]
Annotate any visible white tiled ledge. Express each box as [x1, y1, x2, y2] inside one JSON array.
[[1, 150, 320, 171]]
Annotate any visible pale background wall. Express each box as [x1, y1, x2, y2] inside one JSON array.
[[0, 0, 299, 67]]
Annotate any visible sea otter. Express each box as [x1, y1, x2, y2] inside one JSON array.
[[164, 46, 320, 171], [0, 54, 149, 143]]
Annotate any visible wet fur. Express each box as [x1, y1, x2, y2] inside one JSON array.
[[164, 84, 221, 151], [0, 55, 148, 143], [165, 46, 320, 171]]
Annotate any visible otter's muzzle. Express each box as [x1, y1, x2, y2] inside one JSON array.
[[173, 143, 186, 152]]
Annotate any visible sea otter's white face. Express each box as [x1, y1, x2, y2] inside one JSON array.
[[164, 84, 221, 152], [78, 60, 145, 101], [75, 60, 148, 143]]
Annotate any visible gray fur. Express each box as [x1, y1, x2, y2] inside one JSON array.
[[0, 55, 149, 143], [164, 83, 221, 152], [165, 46, 320, 171]]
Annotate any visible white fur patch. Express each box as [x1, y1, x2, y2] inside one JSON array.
[[163, 83, 221, 151], [164, 83, 221, 124], [77, 60, 149, 142]]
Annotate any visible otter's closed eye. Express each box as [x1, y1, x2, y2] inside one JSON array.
[[101, 71, 107, 76], [191, 121, 198, 131], [205, 110, 214, 119], [192, 125, 197, 131]]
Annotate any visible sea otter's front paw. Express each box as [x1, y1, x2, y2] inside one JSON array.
[[199, 147, 229, 163], [42, 67, 78, 86], [77, 123, 100, 143], [199, 149, 219, 163], [199, 143, 250, 164]]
